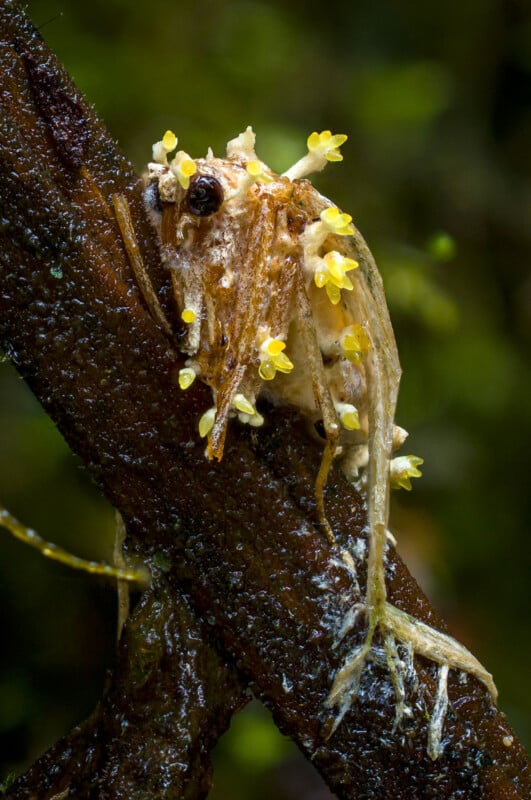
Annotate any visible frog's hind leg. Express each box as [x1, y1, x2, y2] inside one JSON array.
[[324, 237, 497, 753], [319, 240, 401, 704], [326, 599, 497, 750], [112, 193, 173, 338]]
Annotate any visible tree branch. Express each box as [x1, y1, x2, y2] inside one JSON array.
[[0, 2, 528, 798]]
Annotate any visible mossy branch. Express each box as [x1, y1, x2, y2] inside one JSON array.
[[0, 2, 528, 798]]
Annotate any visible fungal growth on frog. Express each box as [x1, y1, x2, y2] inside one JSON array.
[[145, 127, 379, 476], [119, 125, 497, 757]]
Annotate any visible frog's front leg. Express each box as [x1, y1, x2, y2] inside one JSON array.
[[112, 193, 174, 338]]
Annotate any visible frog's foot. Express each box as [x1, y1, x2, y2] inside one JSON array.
[[325, 601, 497, 758], [324, 602, 388, 735]]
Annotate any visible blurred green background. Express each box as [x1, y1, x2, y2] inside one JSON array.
[[1, 0, 530, 795]]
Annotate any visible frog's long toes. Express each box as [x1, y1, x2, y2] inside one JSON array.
[[325, 601, 496, 757], [324, 636, 373, 736], [324, 604, 380, 734], [383, 630, 416, 729], [383, 602, 497, 702]]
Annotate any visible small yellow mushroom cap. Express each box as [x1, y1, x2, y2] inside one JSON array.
[[181, 308, 197, 324], [263, 338, 286, 356], [198, 407, 217, 438], [307, 130, 348, 162], [283, 129, 348, 180], [152, 130, 179, 165], [162, 130, 178, 151], [272, 352, 294, 373], [178, 367, 196, 390], [259, 361, 277, 381], [341, 324, 370, 352], [390, 455, 424, 490], [320, 207, 355, 236], [336, 402, 361, 431], [322, 251, 358, 287], [234, 393, 256, 416], [313, 251, 358, 305], [246, 160, 274, 183], [170, 151, 197, 189], [258, 338, 294, 380]]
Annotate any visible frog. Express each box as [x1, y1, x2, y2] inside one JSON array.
[[86, 126, 499, 757]]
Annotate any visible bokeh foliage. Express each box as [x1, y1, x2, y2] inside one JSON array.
[[1, 0, 529, 795]]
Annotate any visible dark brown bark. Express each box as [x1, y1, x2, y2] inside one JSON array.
[[4, 584, 246, 800], [0, 2, 528, 798]]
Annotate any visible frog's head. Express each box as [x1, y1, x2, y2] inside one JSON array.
[[144, 127, 368, 461]]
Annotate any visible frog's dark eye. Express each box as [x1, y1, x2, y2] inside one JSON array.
[[185, 175, 224, 217]]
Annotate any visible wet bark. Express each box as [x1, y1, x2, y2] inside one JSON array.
[[0, 2, 528, 798]]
